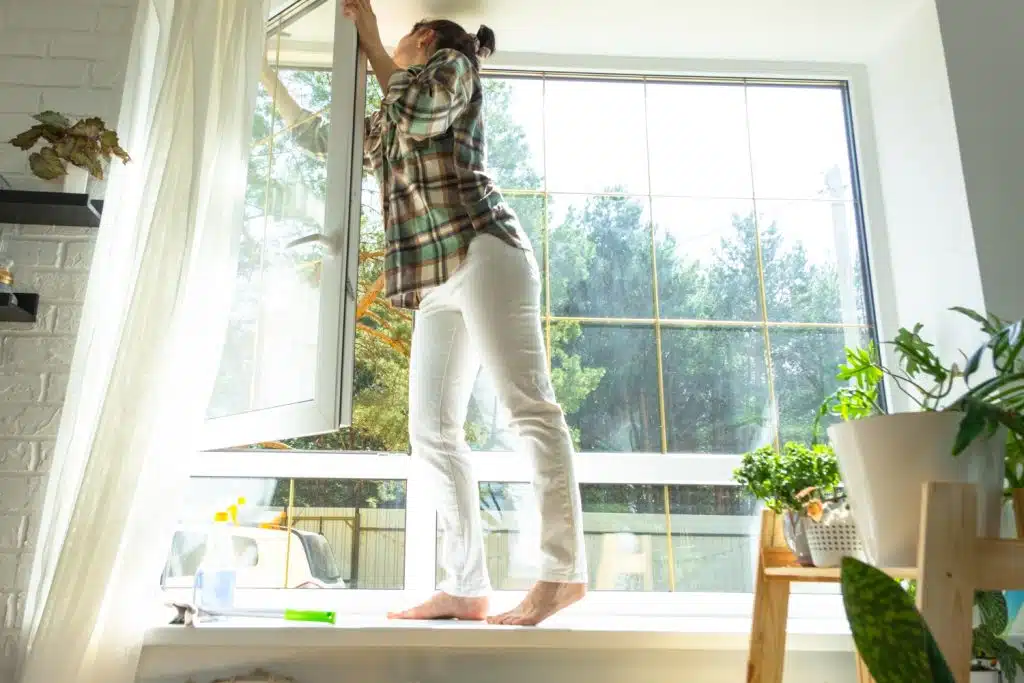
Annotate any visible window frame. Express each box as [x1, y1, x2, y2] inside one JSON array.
[[187, 45, 895, 620], [199, 0, 364, 450]]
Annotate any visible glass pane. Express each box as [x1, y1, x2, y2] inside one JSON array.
[[746, 85, 853, 200], [163, 477, 406, 590], [652, 197, 761, 321], [482, 78, 545, 191], [274, 75, 412, 453], [549, 194, 654, 319], [662, 326, 773, 454], [544, 80, 649, 194], [556, 323, 660, 453], [207, 23, 335, 419], [758, 200, 866, 325], [646, 82, 752, 198], [442, 483, 758, 592], [771, 326, 872, 445], [505, 193, 545, 265]]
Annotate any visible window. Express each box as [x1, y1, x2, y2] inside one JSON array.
[[170, 3, 875, 614]]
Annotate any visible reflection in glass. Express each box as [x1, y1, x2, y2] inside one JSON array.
[[757, 199, 866, 325], [646, 82, 752, 198], [746, 85, 853, 201], [662, 326, 773, 454], [441, 482, 759, 592], [549, 194, 654, 319], [771, 326, 871, 445], [544, 80, 649, 195], [163, 477, 407, 590], [556, 323, 660, 453], [652, 197, 761, 321], [207, 40, 333, 418]]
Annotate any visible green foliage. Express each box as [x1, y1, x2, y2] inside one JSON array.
[[818, 308, 1024, 457], [1006, 432, 1024, 492], [840, 557, 954, 683], [732, 442, 840, 513], [972, 589, 1024, 683], [952, 307, 1024, 456], [9, 111, 129, 180]]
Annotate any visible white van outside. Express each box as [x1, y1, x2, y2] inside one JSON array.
[[161, 524, 346, 590]]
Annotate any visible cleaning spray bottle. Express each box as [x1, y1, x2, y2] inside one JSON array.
[[193, 510, 237, 614]]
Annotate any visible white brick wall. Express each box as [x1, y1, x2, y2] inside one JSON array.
[[0, 0, 136, 679]]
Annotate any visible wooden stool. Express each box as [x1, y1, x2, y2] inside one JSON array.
[[745, 483, 1024, 683]]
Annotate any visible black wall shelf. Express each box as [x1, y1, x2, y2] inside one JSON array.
[[0, 293, 39, 323], [0, 190, 103, 228]]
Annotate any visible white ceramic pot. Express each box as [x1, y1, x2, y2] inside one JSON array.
[[62, 165, 89, 194], [827, 411, 1004, 567], [970, 669, 1001, 683]]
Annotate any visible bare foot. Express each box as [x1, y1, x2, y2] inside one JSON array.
[[486, 581, 586, 626], [387, 592, 489, 621]]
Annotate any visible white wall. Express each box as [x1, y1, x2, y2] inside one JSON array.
[[860, 0, 988, 391], [933, 0, 1024, 320], [0, 0, 137, 679]]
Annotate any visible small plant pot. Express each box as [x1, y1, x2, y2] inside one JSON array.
[[971, 660, 1002, 683], [62, 165, 89, 194], [804, 516, 866, 567], [782, 510, 814, 566]]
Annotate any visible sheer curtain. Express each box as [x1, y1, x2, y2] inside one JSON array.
[[16, 1, 268, 681]]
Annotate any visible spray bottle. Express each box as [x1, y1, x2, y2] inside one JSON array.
[[193, 510, 237, 614]]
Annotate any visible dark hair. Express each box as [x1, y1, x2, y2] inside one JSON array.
[[414, 19, 496, 70]]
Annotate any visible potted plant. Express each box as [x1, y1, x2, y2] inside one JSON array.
[[8, 111, 129, 193], [796, 485, 867, 567], [842, 558, 1024, 682], [733, 441, 841, 566], [816, 308, 1024, 566]]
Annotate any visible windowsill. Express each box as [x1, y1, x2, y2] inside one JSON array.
[[143, 615, 855, 652]]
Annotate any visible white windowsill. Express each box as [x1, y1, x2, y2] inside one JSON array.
[[143, 615, 855, 652]]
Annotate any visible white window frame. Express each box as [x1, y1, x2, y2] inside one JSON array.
[[199, 0, 364, 450], [182, 42, 894, 623]]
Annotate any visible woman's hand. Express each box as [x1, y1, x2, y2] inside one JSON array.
[[342, 0, 384, 56]]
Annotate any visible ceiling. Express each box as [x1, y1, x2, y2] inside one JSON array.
[[270, 0, 925, 67]]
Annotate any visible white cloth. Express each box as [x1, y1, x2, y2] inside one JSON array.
[[409, 233, 588, 596], [16, 1, 267, 682]]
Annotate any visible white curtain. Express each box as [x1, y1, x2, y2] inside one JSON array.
[[16, 1, 268, 681]]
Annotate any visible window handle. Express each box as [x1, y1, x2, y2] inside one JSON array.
[[285, 232, 339, 253], [284, 233, 356, 302]]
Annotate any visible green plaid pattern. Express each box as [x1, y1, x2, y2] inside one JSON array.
[[363, 49, 529, 309]]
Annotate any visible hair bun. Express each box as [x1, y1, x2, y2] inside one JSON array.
[[475, 24, 495, 58]]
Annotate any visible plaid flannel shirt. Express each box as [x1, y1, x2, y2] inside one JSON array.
[[363, 49, 528, 309], [289, 50, 528, 309]]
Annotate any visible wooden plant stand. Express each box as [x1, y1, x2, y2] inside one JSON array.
[[746, 482, 1024, 683]]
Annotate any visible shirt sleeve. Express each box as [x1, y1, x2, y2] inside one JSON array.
[[380, 49, 474, 141], [290, 111, 330, 159], [363, 111, 383, 172]]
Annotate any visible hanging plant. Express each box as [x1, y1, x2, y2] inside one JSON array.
[[8, 111, 130, 181]]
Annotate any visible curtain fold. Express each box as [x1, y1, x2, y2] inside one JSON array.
[[16, 1, 269, 681]]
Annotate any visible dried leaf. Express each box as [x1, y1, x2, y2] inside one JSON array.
[[9, 125, 47, 150], [32, 111, 71, 130], [99, 130, 130, 163], [29, 147, 67, 180], [70, 116, 104, 139]]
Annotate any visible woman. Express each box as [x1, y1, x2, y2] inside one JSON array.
[[341, 0, 588, 626]]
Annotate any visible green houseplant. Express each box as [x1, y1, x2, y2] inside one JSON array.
[[816, 308, 1024, 567], [733, 441, 841, 565], [8, 111, 129, 182], [842, 557, 1024, 682]]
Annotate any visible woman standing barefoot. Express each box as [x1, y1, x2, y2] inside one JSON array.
[[342, 0, 588, 626]]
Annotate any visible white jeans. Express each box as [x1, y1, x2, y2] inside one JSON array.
[[409, 233, 588, 597]]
